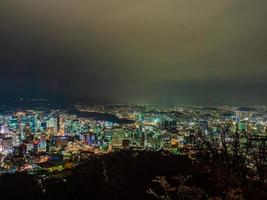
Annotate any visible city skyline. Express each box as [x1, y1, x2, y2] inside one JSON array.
[[1, 1, 267, 199]]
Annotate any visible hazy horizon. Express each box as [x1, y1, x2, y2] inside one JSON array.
[[1, 0, 267, 105]]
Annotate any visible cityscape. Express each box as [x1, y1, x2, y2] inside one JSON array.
[[0, 99, 264, 171], [1, 0, 267, 199], [0, 98, 267, 199]]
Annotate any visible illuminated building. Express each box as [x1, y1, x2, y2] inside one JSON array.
[[36, 119, 42, 131], [86, 132, 96, 145], [39, 133, 47, 151], [9, 116, 18, 131], [0, 125, 9, 134], [47, 118, 57, 129], [25, 143, 34, 154], [24, 123, 33, 142], [1, 137, 13, 154], [11, 132, 20, 147], [57, 115, 65, 135]]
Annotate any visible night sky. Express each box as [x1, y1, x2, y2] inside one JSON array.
[[0, 0, 267, 105]]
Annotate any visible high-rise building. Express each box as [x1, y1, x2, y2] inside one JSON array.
[[57, 115, 65, 135], [39, 133, 47, 151]]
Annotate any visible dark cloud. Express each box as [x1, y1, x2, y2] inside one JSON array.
[[0, 0, 266, 105]]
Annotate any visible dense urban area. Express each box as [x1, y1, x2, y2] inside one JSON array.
[[0, 98, 267, 199]]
